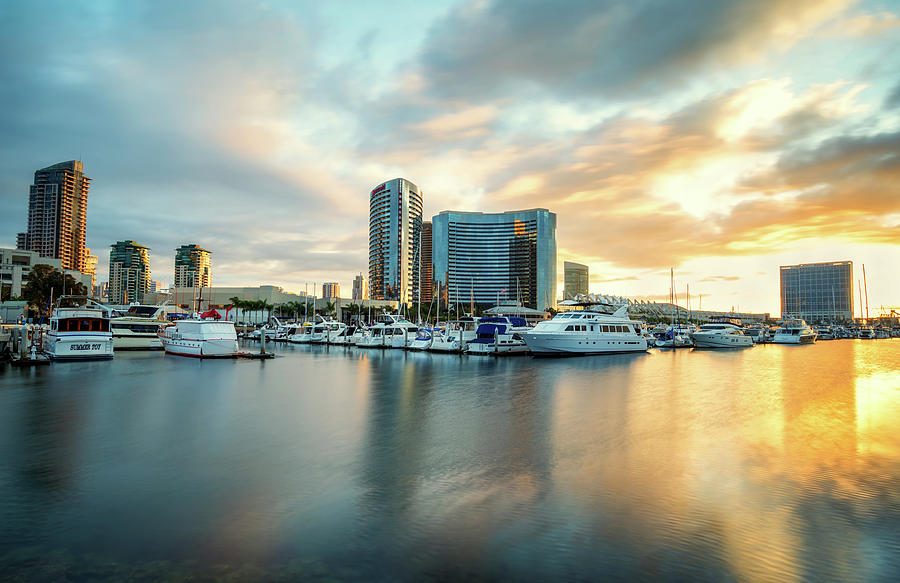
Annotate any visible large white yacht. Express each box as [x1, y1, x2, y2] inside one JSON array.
[[772, 318, 817, 344], [159, 315, 238, 358], [44, 296, 115, 361], [466, 316, 530, 355], [689, 318, 753, 348], [109, 304, 171, 350], [520, 305, 648, 356]]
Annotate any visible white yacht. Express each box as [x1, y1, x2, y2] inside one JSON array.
[[384, 316, 419, 349], [814, 326, 835, 340], [159, 317, 238, 357], [287, 322, 315, 344], [857, 327, 875, 339], [466, 316, 530, 355], [408, 328, 437, 351], [772, 318, 817, 344], [689, 318, 753, 348], [310, 320, 347, 344], [520, 306, 648, 356], [428, 318, 480, 353], [330, 325, 361, 346], [44, 296, 115, 361], [655, 324, 696, 348], [109, 304, 171, 350]]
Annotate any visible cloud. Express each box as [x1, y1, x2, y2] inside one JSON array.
[[418, 0, 852, 100], [590, 275, 639, 283], [819, 10, 900, 37], [700, 276, 741, 282]]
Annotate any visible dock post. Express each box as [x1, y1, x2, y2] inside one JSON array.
[[260, 329, 267, 355]]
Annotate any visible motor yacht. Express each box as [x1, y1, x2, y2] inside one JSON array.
[[857, 327, 875, 339], [814, 326, 835, 340], [108, 304, 171, 350], [466, 316, 530, 355], [287, 322, 315, 344], [159, 316, 238, 357], [384, 315, 419, 349], [772, 318, 817, 344], [428, 317, 480, 353], [330, 325, 360, 346], [310, 320, 347, 344], [655, 324, 696, 348], [520, 306, 648, 356], [689, 318, 753, 348], [44, 296, 114, 361]]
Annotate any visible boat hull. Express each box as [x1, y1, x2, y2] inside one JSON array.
[[690, 333, 753, 348], [521, 332, 648, 356], [45, 333, 115, 361], [160, 337, 238, 358], [772, 334, 816, 344]]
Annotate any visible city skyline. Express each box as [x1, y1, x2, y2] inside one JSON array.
[[1, 1, 899, 315]]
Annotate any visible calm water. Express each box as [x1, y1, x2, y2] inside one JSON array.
[[1, 341, 899, 582]]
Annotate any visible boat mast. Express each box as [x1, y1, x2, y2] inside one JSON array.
[[858, 280, 863, 321]]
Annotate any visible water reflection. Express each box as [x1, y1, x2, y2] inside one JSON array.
[[0, 341, 898, 581]]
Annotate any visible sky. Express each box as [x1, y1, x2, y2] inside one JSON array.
[[1, 0, 898, 317]]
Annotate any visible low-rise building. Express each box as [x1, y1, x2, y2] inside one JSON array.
[[0, 247, 92, 299]]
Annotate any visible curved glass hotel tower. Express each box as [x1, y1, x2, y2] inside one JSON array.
[[432, 209, 557, 311], [368, 178, 423, 304]]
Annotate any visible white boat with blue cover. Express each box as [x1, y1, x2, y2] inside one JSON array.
[[466, 316, 530, 355]]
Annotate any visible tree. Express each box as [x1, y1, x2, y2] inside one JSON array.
[[22, 264, 87, 316]]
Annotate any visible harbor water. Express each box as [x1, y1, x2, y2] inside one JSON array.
[[1, 341, 899, 581]]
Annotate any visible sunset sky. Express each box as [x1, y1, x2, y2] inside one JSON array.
[[1, 0, 898, 316]]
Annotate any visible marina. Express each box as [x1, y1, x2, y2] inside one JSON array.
[[1, 339, 898, 581]]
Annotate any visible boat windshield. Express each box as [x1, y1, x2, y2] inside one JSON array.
[[126, 306, 160, 317]]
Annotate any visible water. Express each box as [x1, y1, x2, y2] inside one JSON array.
[[1, 341, 899, 582]]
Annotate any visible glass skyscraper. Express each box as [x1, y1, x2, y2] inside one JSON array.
[[780, 261, 853, 322], [368, 178, 423, 304], [174, 244, 212, 288], [564, 261, 589, 299], [432, 209, 557, 311], [109, 240, 151, 304]]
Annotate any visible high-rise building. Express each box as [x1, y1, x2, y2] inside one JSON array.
[[149, 279, 163, 293], [564, 261, 589, 299], [352, 274, 368, 300], [420, 221, 433, 304], [108, 240, 151, 304], [780, 261, 853, 322], [16, 160, 91, 272], [432, 209, 557, 311], [174, 244, 211, 288], [368, 178, 423, 304], [322, 282, 340, 299], [83, 248, 98, 289]]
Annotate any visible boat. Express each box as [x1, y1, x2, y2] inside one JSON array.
[[654, 324, 695, 348], [384, 315, 419, 349], [771, 318, 817, 344], [857, 326, 875, 339], [158, 313, 238, 358], [408, 328, 438, 351], [44, 296, 115, 361], [744, 325, 769, 344], [689, 317, 753, 348], [330, 325, 360, 346], [466, 316, 530, 355], [813, 326, 835, 340], [287, 322, 315, 344], [520, 305, 648, 356], [310, 320, 347, 344], [428, 317, 480, 353], [108, 304, 171, 350]]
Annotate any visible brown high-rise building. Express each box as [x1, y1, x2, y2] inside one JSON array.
[[419, 220, 433, 303], [16, 160, 91, 272]]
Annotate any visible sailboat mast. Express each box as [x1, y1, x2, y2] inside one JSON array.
[[858, 280, 863, 321]]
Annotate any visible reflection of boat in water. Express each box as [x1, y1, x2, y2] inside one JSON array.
[[521, 306, 648, 356], [466, 316, 530, 355], [44, 296, 114, 361], [689, 318, 753, 348]]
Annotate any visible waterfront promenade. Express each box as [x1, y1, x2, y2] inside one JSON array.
[[1, 341, 898, 581]]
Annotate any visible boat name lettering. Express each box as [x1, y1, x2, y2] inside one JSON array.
[[71, 343, 103, 351]]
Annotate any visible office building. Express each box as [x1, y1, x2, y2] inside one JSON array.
[[149, 280, 163, 293], [0, 247, 92, 299], [322, 282, 340, 299], [780, 261, 853, 322], [16, 160, 91, 272], [432, 209, 557, 311], [174, 244, 211, 288], [420, 220, 433, 303], [368, 178, 423, 304], [564, 261, 589, 299], [83, 248, 98, 288], [108, 240, 151, 304], [352, 274, 368, 300]]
